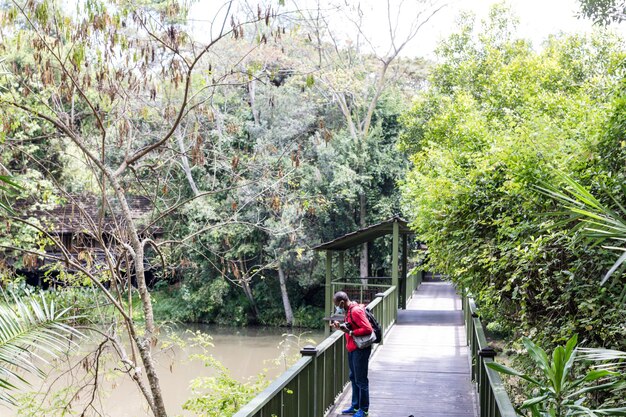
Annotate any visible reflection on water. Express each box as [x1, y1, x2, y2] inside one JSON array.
[[10, 325, 324, 417]]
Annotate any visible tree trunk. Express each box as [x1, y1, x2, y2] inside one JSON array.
[[211, 105, 226, 190], [176, 131, 199, 196], [359, 192, 368, 281], [277, 264, 294, 326], [247, 78, 260, 126], [111, 178, 168, 417], [241, 278, 260, 322]]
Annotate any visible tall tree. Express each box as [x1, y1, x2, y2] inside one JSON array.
[[299, 0, 442, 278], [0, 0, 281, 415]]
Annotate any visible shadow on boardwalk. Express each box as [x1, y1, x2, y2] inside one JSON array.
[[328, 281, 478, 417]]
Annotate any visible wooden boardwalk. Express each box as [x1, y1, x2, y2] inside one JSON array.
[[329, 281, 477, 417]]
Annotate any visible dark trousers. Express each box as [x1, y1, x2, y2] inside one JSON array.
[[348, 346, 371, 412]]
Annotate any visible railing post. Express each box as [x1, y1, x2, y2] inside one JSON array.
[[479, 346, 496, 417], [300, 345, 318, 417], [478, 347, 496, 359]]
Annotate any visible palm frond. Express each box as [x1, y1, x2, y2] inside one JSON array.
[[601, 251, 626, 285], [0, 291, 82, 405], [578, 347, 626, 371], [535, 173, 626, 285]]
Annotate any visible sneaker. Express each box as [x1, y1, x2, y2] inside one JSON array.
[[341, 406, 358, 415], [354, 410, 368, 417]]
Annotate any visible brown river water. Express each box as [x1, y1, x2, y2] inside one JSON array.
[[8, 325, 325, 417]]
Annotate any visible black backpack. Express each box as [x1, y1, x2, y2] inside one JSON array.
[[364, 308, 383, 343], [349, 306, 383, 344]]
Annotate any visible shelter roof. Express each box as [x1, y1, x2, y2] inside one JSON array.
[[313, 216, 412, 251]]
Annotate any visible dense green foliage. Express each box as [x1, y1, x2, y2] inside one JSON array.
[[400, 7, 626, 352], [538, 174, 626, 287], [0, 0, 416, 330], [148, 78, 410, 326]]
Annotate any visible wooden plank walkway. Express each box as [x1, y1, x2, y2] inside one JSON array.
[[328, 281, 477, 417]]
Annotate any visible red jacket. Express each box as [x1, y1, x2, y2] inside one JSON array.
[[344, 302, 373, 352]]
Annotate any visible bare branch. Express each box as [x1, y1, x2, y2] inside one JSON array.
[[11, 0, 107, 137]]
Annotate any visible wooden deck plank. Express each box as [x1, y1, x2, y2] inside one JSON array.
[[327, 281, 477, 417]]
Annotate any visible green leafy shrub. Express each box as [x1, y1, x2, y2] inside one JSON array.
[[162, 331, 270, 417], [152, 278, 248, 325], [183, 354, 269, 417]]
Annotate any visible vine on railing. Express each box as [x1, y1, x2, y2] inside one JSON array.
[[462, 293, 517, 417]]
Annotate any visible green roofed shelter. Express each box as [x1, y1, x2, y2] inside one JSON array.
[[312, 216, 412, 251], [313, 216, 414, 330]]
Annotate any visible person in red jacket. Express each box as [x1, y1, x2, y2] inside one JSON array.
[[331, 291, 373, 417]]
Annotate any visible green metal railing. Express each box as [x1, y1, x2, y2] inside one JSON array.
[[405, 269, 422, 306], [369, 285, 398, 334], [233, 285, 400, 417], [330, 277, 391, 305], [462, 293, 517, 417], [331, 270, 421, 310]]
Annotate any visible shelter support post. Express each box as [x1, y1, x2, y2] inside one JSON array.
[[392, 221, 399, 309], [401, 233, 408, 309], [325, 250, 332, 337]]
